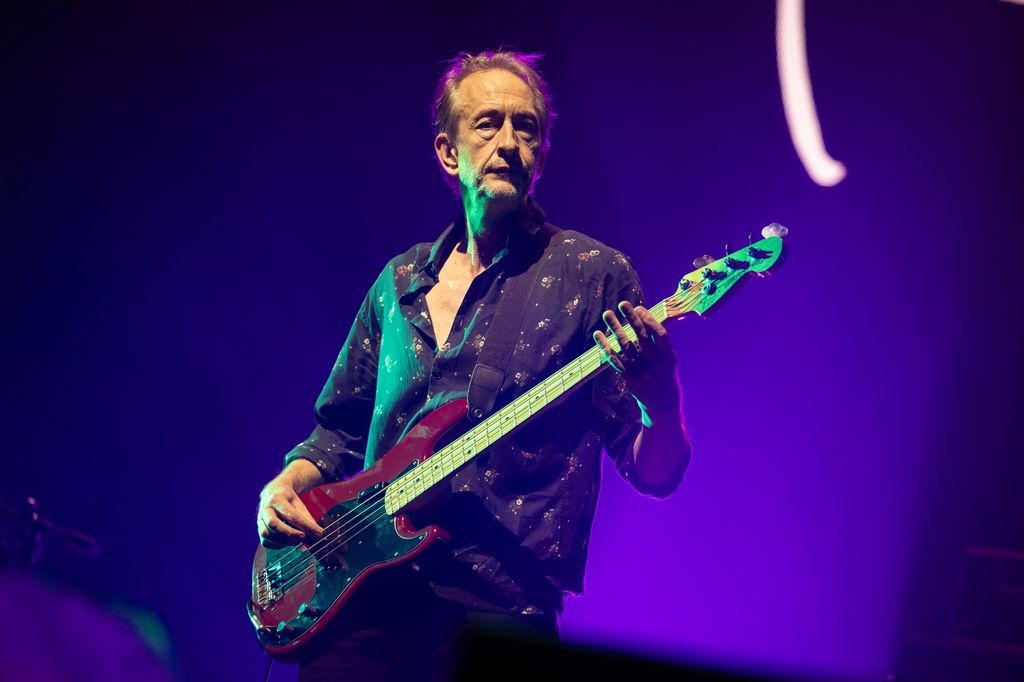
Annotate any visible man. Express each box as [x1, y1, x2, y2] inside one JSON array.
[[257, 50, 691, 680]]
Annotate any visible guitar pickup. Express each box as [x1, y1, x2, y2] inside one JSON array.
[[358, 482, 383, 503]]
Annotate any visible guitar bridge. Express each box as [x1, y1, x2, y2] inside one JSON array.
[[254, 563, 284, 608]]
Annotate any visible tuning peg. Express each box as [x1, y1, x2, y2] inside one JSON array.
[[692, 254, 714, 268], [747, 233, 754, 245], [724, 243, 731, 257], [761, 223, 789, 239]]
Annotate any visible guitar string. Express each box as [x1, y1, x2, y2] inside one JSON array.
[[267, 351, 609, 596], [259, 287, 702, 598], [262, 290, 684, 587], [265, 270, 745, 602], [260, 284, 710, 596], [272, 246, 761, 572], [274, 314, 680, 596], [259, 287, 703, 597], [273, 500, 389, 598], [270, 340, 620, 595], [262, 260, 774, 611]]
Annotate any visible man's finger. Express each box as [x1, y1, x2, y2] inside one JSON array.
[[619, 301, 649, 349], [636, 306, 667, 337], [635, 306, 674, 358], [272, 500, 324, 537], [258, 516, 297, 549], [265, 513, 307, 538], [258, 518, 288, 550], [593, 330, 624, 372], [602, 309, 631, 352], [289, 497, 326, 536]]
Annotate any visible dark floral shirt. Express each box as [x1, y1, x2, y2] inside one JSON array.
[[284, 204, 683, 616]]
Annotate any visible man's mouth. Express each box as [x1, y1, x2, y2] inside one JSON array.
[[487, 167, 521, 176]]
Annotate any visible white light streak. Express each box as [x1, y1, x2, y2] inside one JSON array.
[[776, 0, 846, 187]]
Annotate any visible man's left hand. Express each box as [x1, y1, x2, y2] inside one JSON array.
[[593, 301, 682, 424]]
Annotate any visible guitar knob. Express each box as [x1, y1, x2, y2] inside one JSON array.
[[692, 254, 714, 268], [760, 222, 789, 239], [298, 602, 321, 618], [275, 620, 296, 636]]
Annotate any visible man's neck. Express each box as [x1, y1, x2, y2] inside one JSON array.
[[459, 191, 526, 273]]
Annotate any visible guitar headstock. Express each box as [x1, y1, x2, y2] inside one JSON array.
[[664, 223, 787, 320]]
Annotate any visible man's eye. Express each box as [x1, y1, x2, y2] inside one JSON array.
[[515, 120, 538, 137]]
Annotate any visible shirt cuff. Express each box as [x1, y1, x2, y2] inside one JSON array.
[[283, 443, 345, 483], [619, 449, 687, 500]]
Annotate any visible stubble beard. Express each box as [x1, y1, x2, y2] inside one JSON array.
[[476, 169, 530, 204]]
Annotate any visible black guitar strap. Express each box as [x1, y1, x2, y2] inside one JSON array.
[[466, 223, 557, 423]]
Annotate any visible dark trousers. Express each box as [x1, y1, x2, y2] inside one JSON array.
[[297, 569, 559, 682]]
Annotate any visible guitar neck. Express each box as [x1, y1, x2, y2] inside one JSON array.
[[383, 295, 682, 514]]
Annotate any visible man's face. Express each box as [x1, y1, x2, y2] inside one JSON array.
[[438, 68, 545, 201]]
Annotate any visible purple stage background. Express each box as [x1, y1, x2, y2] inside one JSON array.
[[3, 1, 1022, 680]]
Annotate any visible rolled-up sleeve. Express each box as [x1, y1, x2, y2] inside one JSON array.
[[590, 250, 685, 500], [283, 279, 380, 482]]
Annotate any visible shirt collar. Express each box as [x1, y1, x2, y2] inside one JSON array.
[[414, 197, 548, 286]]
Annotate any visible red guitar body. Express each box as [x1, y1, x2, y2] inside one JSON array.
[[247, 399, 468, 662]]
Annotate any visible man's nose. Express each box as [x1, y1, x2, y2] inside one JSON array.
[[496, 118, 518, 154]]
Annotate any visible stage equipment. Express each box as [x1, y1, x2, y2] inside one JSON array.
[[0, 496, 100, 569], [897, 545, 1024, 681]]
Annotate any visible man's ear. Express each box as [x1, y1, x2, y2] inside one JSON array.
[[530, 148, 547, 190], [434, 133, 459, 178], [534, 148, 547, 181]]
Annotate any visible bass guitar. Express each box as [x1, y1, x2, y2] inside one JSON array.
[[248, 225, 787, 660]]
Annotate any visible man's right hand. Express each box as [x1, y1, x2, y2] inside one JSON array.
[[257, 460, 326, 549]]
